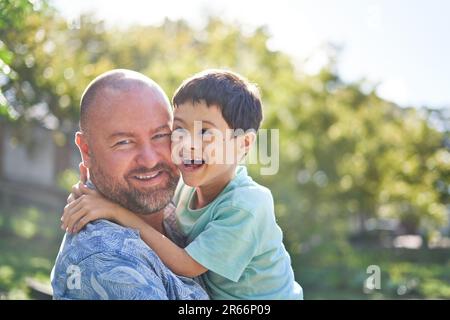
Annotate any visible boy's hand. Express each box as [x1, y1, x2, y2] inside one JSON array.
[[61, 185, 119, 233], [66, 181, 85, 204], [66, 163, 89, 204]]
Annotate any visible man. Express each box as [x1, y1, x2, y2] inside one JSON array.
[[51, 69, 208, 299]]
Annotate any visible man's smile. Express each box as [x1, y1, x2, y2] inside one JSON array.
[[134, 171, 161, 180], [129, 170, 168, 186]]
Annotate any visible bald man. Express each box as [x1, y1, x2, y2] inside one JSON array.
[[51, 70, 208, 300]]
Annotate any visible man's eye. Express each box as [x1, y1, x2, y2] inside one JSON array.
[[115, 140, 132, 146]]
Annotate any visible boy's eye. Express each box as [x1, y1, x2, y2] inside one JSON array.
[[201, 128, 212, 135], [173, 127, 187, 133], [153, 133, 171, 140], [172, 127, 189, 137], [201, 129, 217, 140]]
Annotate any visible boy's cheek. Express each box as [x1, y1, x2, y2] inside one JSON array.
[[203, 145, 217, 164], [170, 141, 184, 165]]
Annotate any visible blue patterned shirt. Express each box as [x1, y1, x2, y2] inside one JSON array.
[[51, 206, 209, 300]]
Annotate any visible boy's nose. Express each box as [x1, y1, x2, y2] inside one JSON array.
[[179, 133, 202, 151], [177, 140, 202, 162]]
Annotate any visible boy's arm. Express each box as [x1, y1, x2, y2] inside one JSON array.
[[113, 208, 208, 278], [61, 185, 207, 278]]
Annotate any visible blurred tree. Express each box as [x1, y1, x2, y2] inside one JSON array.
[[0, 0, 35, 122], [1, 3, 114, 152], [259, 63, 449, 253]]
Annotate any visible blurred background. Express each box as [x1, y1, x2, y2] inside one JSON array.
[[0, 0, 449, 299]]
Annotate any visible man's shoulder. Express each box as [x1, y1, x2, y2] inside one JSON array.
[[59, 219, 145, 263], [51, 219, 157, 299]]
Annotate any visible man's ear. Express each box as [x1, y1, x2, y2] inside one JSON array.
[[75, 132, 92, 168]]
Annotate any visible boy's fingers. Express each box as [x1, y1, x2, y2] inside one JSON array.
[[66, 208, 88, 233], [74, 215, 91, 233], [71, 182, 84, 199], [72, 211, 96, 233], [61, 195, 85, 224], [62, 199, 77, 224], [61, 203, 77, 230], [67, 193, 75, 204], [63, 194, 83, 212], [79, 182, 96, 195], [79, 163, 88, 184], [67, 181, 85, 204]]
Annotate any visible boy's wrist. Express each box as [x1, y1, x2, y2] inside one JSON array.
[[113, 205, 141, 228], [109, 203, 128, 224]]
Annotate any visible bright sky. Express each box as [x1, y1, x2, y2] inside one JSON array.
[[52, 0, 450, 108]]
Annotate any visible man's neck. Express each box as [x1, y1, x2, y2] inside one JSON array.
[[139, 210, 165, 234]]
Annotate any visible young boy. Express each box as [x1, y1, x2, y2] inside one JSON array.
[[62, 70, 303, 300]]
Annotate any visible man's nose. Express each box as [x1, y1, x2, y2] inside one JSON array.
[[135, 144, 160, 168]]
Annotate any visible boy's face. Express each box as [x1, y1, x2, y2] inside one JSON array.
[[172, 101, 246, 187]]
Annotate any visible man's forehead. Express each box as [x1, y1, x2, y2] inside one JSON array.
[[80, 70, 173, 140], [97, 117, 172, 141], [92, 83, 169, 115], [90, 89, 172, 136], [97, 82, 164, 103]]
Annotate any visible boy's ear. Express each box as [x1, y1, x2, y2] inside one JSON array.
[[75, 132, 92, 169], [240, 131, 257, 155]]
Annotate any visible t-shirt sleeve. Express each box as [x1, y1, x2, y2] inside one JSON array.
[[184, 205, 259, 282]]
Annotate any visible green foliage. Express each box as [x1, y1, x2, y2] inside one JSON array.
[[57, 169, 79, 192], [0, 205, 63, 299], [0, 0, 31, 121], [293, 247, 450, 299]]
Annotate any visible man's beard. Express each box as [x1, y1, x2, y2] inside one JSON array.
[[89, 158, 179, 215]]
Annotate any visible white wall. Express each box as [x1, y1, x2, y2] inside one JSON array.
[[2, 126, 55, 187]]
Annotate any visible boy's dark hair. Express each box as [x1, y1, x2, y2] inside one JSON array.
[[172, 69, 263, 132]]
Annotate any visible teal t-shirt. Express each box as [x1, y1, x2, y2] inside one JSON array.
[[173, 166, 303, 300]]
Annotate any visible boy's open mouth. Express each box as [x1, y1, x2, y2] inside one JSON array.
[[182, 159, 206, 171]]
